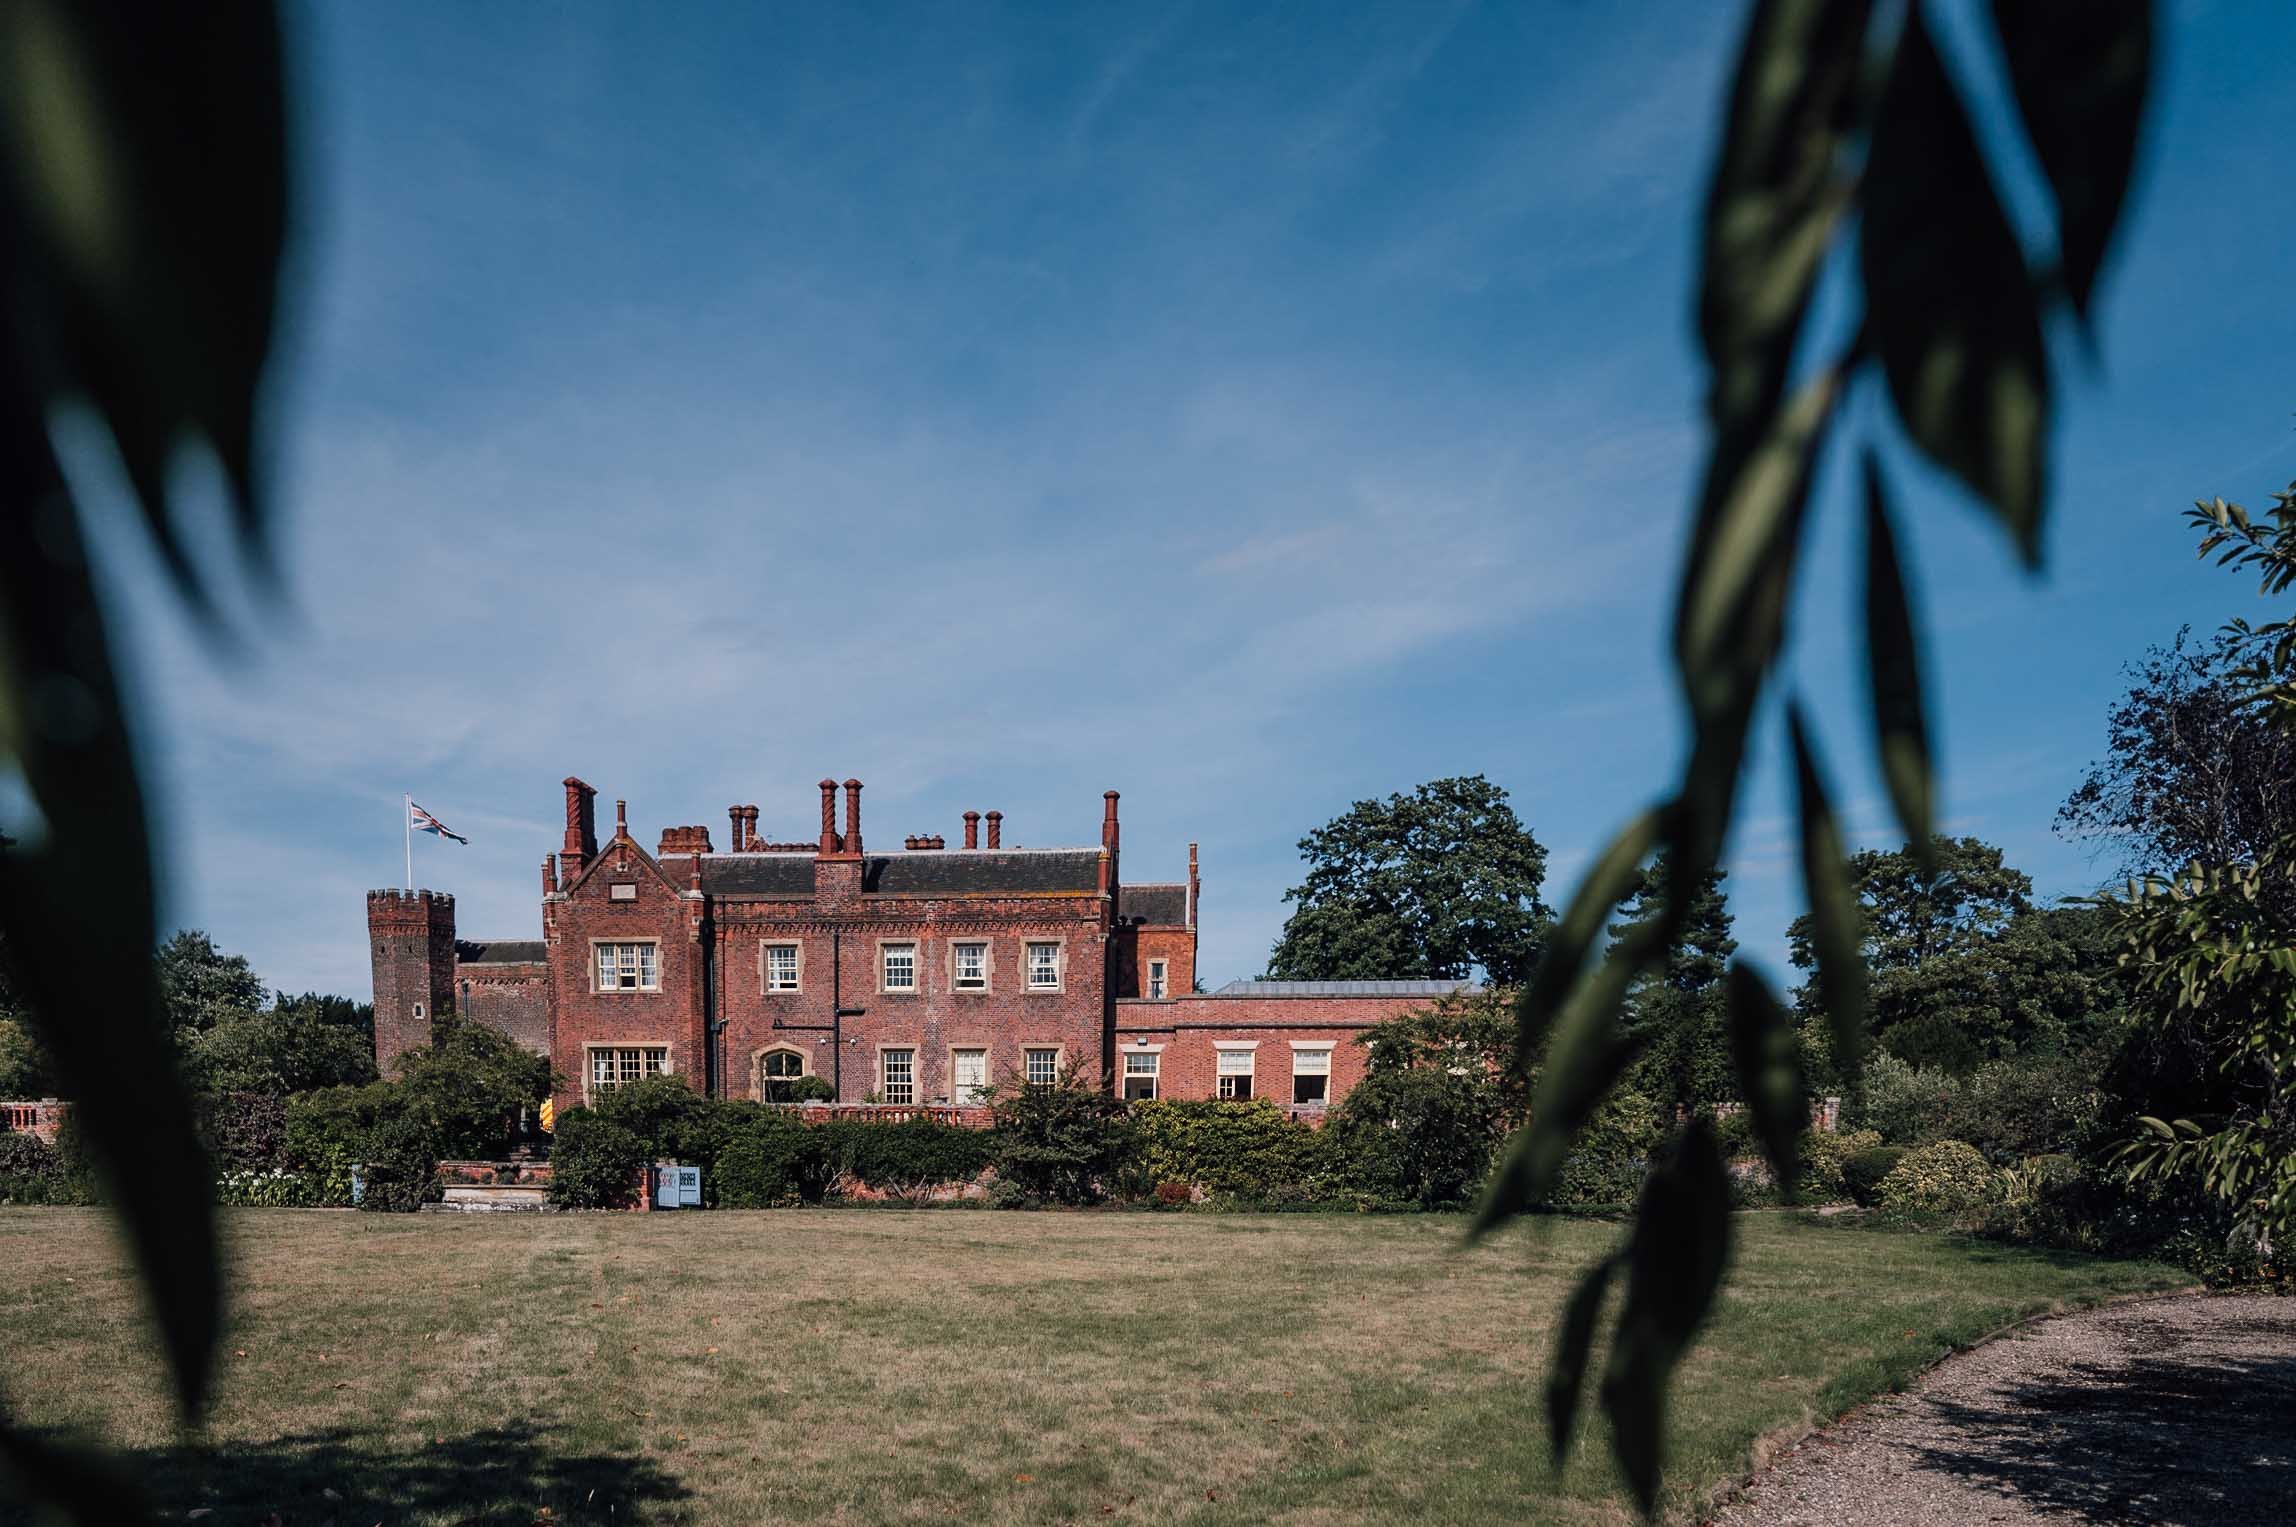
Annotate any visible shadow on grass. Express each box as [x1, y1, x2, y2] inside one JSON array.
[[1, 1421, 692, 1526], [1908, 1346, 2296, 1524]]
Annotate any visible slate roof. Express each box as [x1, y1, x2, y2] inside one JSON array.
[[674, 849, 1104, 900], [457, 940, 547, 965], [1206, 979, 1483, 998], [1118, 883, 1188, 926]]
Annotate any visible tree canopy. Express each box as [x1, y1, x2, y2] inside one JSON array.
[[2058, 623, 2296, 881], [157, 931, 268, 1037], [1264, 776, 1550, 987], [1612, 855, 1738, 1111]]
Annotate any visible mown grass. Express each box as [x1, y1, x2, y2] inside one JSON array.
[[0, 1207, 2186, 1524]]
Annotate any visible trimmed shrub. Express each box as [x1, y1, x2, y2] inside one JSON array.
[[1798, 1128, 1882, 1202], [1877, 1139, 1996, 1216], [1842, 1145, 1909, 1208], [358, 1114, 439, 1213], [990, 1072, 1130, 1205], [1128, 1100, 1333, 1200], [1551, 1089, 1663, 1206], [822, 1119, 991, 1194], [0, 1130, 85, 1205], [548, 1110, 647, 1210], [198, 1091, 290, 1174], [1327, 1065, 1504, 1209], [715, 1125, 817, 1209]]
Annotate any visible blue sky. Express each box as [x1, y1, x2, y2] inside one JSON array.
[[68, 0, 2296, 998]]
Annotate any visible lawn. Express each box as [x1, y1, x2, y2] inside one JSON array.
[[0, 1207, 2185, 1525]]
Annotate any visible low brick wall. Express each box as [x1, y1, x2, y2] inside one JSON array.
[[781, 1103, 996, 1129], [436, 1159, 554, 1186], [0, 1100, 65, 1143]]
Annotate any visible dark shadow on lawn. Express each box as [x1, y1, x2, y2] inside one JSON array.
[[1908, 1346, 2296, 1525], [1, 1421, 692, 1526]]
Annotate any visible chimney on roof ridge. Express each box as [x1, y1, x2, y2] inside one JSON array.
[[615, 799, 628, 840], [1102, 791, 1120, 853], [1188, 841, 1200, 927], [563, 777, 598, 874], [728, 805, 745, 852], [542, 855, 558, 895], [743, 806, 759, 852], [843, 779, 863, 857], [818, 779, 839, 854], [985, 810, 1002, 849], [963, 810, 979, 849]]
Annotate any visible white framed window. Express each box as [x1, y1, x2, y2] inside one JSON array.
[[594, 941, 660, 992], [1216, 1045, 1255, 1100], [588, 1045, 668, 1098], [953, 941, 988, 991], [763, 942, 801, 993], [881, 1047, 916, 1106], [951, 1048, 988, 1104], [1024, 1047, 1060, 1086], [1123, 1049, 1159, 1101], [1292, 1046, 1332, 1106], [881, 942, 917, 993], [1026, 941, 1061, 990], [1147, 959, 1168, 999], [759, 1047, 807, 1103]]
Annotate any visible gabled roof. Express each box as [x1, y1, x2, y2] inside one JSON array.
[[457, 940, 547, 965], [1118, 883, 1188, 926]]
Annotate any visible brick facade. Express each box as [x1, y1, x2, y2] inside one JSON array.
[[370, 775, 1469, 1116]]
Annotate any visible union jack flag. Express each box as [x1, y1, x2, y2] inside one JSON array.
[[409, 801, 468, 845]]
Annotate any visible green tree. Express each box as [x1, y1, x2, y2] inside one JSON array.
[[1266, 776, 1551, 986], [2114, 484, 2296, 1261], [1361, 986, 1528, 1126], [179, 1006, 378, 1097], [389, 1020, 552, 1159], [155, 931, 267, 1039], [1613, 857, 1738, 1112], [1787, 841, 2109, 1074]]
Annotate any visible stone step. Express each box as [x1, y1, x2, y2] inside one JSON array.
[[430, 1184, 553, 1213]]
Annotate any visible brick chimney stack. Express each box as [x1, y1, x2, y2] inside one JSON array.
[[818, 779, 839, 854], [728, 805, 745, 852], [542, 855, 558, 895], [963, 810, 980, 849], [563, 777, 598, 877], [985, 810, 1002, 849], [1188, 841, 1200, 927], [843, 779, 863, 857], [743, 806, 759, 851], [1102, 791, 1120, 854], [615, 799, 628, 839]]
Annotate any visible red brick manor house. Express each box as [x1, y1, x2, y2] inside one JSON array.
[[369, 776, 1463, 1118]]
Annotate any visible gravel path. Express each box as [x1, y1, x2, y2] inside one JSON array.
[[1710, 1293, 2296, 1526]]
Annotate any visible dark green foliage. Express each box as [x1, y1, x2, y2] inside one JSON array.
[[588, 1075, 721, 1161], [547, 1111, 647, 1210], [1614, 856, 1738, 1114], [195, 1091, 289, 1173], [181, 1006, 377, 1097], [0, 1128, 87, 1204], [783, 1074, 835, 1103], [1362, 988, 1527, 1124], [356, 1114, 439, 1214], [823, 1119, 992, 1193], [1842, 1146, 1909, 1208], [1792, 842, 2117, 1077], [1327, 1063, 1503, 1209], [389, 1020, 551, 1159], [1266, 776, 1551, 986], [0, 1015, 57, 1099], [155, 931, 267, 1037], [1551, 1091, 1663, 1207], [1127, 1100, 1336, 1200], [989, 1071, 1131, 1205], [713, 1119, 817, 1209]]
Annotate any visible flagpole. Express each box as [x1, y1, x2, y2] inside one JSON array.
[[404, 792, 413, 891]]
